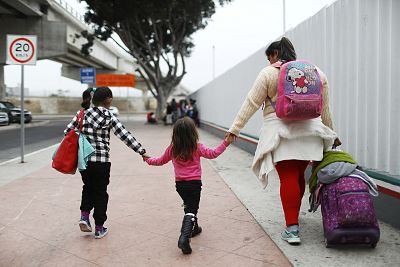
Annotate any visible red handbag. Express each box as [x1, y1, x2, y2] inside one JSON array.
[[52, 109, 84, 174]]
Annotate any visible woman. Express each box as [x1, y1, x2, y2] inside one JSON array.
[[225, 37, 340, 245]]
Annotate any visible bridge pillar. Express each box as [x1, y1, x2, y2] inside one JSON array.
[[0, 15, 67, 64]]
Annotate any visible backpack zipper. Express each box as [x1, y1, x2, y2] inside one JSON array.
[[339, 191, 369, 197]]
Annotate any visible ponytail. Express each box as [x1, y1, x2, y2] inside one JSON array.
[[81, 88, 93, 110], [81, 98, 91, 109], [265, 37, 296, 63], [279, 37, 296, 62]]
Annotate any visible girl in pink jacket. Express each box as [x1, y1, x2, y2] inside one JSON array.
[[143, 117, 230, 254]]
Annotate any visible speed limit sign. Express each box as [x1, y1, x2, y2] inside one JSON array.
[[6, 35, 37, 65]]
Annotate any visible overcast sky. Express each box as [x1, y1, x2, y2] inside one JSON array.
[[4, 0, 335, 97]]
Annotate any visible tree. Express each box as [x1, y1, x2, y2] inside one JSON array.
[[81, 0, 231, 118]]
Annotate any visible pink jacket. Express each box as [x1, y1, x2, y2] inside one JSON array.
[[145, 140, 229, 181]]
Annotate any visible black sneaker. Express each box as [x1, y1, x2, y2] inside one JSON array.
[[95, 227, 108, 239], [78, 217, 92, 232]]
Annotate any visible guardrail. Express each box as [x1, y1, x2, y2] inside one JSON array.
[[53, 0, 85, 23]]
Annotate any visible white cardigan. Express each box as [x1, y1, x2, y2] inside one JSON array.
[[229, 65, 337, 188], [252, 113, 337, 188]]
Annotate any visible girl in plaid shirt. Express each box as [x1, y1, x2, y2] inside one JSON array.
[[143, 117, 231, 254], [65, 87, 146, 239]]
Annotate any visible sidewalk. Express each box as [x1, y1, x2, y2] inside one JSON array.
[[199, 131, 400, 267], [0, 120, 291, 267]]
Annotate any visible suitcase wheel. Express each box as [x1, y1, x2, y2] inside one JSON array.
[[324, 237, 331, 248]]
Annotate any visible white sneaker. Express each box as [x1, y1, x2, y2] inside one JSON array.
[[281, 229, 301, 245]]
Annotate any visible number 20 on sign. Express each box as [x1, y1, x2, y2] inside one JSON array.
[[6, 35, 37, 65]]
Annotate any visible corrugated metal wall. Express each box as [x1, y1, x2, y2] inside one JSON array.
[[191, 0, 400, 177]]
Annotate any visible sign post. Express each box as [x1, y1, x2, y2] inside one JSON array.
[[6, 35, 37, 163]]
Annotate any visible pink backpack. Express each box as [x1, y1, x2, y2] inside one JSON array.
[[267, 60, 323, 120]]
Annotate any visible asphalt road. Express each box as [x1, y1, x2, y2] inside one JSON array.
[[0, 118, 70, 163], [0, 114, 146, 163]]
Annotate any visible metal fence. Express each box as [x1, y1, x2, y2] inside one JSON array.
[[190, 0, 400, 178]]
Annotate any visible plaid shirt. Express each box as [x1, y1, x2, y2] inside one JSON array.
[[64, 107, 146, 162]]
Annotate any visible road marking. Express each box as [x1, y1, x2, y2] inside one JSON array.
[[0, 143, 59, 166]]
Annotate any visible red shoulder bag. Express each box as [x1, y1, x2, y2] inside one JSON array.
[[52, 109, 84, 174]]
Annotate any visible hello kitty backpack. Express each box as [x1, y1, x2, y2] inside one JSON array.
[[267, 60, 323, 120]]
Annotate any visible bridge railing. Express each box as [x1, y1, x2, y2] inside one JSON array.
[[53, 0, 85, 23]]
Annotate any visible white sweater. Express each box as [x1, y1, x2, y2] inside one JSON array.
[[229, 65, 334, 136], [228, 65, 337, 188]]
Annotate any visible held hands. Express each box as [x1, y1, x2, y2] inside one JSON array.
[[224, 132, 237, 145], [141, 153, 151, 162]]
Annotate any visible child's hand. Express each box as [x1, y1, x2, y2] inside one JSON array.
[[142, 153, 151, 162], [224, 132, 236, 144]]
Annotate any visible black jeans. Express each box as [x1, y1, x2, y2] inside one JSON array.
[[175, 180, 202, 215], [80, 161, 111, 226]]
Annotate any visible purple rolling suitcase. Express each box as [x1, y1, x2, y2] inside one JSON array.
[[320, 176, 380, 248]]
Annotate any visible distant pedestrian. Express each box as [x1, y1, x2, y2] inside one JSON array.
[[179, 99, 187, 118], [142, 117, 232, 254], [171, 98, 178, 123], [165, 102, 173, 125], [64, 87, 147, 239], [189, 99, 199, 127], [146, 111, 157, 124]]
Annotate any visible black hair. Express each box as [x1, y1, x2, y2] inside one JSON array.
[[265, 37, 296, 63], [92, 87, 113, 106], [81, 88, 93, 110]]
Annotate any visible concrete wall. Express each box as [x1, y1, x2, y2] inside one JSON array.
[[5, 96, 156, 114], [191, 0, 400, 178]]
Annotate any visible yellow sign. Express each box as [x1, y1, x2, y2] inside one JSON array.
[[96, 74, 136, 87]]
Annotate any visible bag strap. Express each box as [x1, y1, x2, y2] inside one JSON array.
[[264, 61, 282, 110], [76, 109, 85, 131], [271, 61, 282, 68]]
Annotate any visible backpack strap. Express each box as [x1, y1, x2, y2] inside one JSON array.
[[271, 61, 282, 68], [264, 61, 283, 110]]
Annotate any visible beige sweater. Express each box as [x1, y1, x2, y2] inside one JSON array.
[[229, 65, 334, 136]]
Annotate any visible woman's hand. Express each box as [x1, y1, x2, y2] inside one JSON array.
[[333, 137, 342, 148], [224, 132, 237, 144]]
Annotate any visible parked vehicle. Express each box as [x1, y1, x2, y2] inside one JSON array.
[[0, 101, 32, 123], [109, 106, 119, 116], [0, 111, 9, 126]]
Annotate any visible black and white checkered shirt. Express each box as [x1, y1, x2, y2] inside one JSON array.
[[64, 107, 146, 162]]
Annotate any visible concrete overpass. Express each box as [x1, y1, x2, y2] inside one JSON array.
[[0, 0, 142, 99]]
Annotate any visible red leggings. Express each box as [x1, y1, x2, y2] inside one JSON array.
[[275, 160, 310, 226]]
